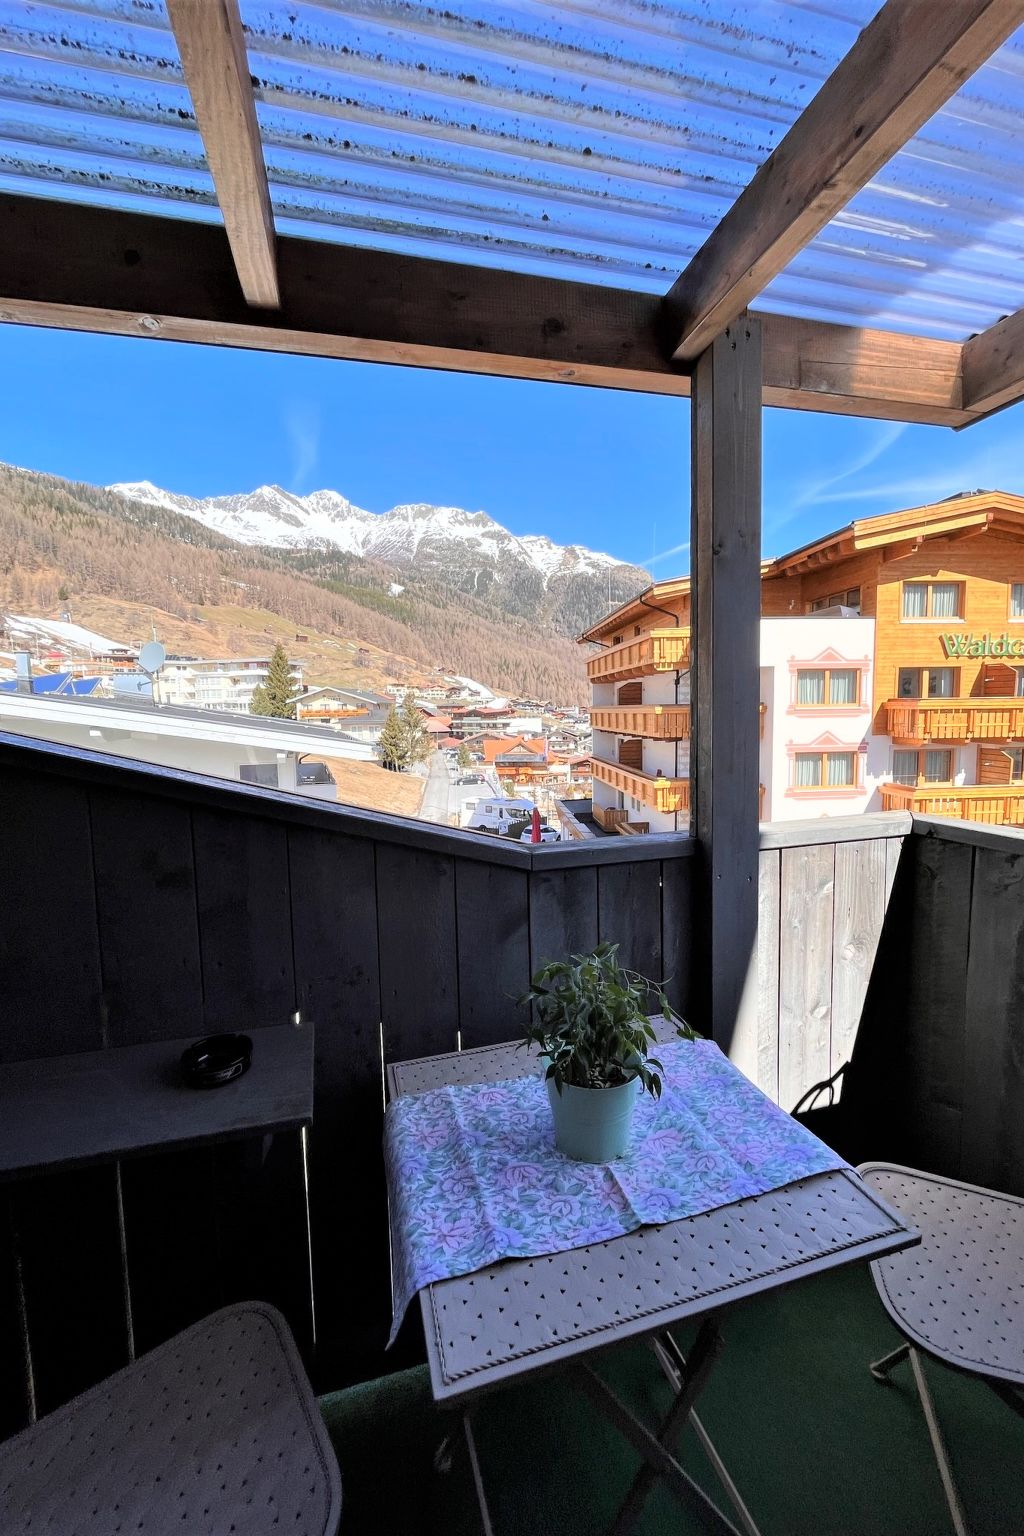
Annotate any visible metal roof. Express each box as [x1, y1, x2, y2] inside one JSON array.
[[1, 1, 1022, 342]]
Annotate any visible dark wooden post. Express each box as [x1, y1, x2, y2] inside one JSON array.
[[690, 316, 762, 1055]]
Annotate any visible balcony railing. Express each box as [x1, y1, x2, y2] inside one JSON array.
[[5, 729, 1024, 1457], [589, 704, 691, 739], [885, 696, 1024, 743], [591, 755, 689, 813], [585, 627, 690, 683], [880, 781, 1024, 825]]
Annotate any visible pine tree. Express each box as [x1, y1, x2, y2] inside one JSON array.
[[401, 692, 430, 765], [456, 742, 472, 772], [249, 643, 296, 718], [377, 705, 408, 771]]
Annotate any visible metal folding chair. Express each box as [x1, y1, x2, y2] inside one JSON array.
[[859, 1163, 1024, 1536], [0, 1302, 342, 1536]]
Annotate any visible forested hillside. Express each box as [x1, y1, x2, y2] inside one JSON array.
[[0, 463, 613, 701]]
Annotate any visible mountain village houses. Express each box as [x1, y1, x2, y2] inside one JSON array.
[[9, 491, 1024, 838], [572, 492, 1024, 838]]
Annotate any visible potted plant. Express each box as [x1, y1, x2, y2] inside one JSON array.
[[520, 942, 696, 1163]]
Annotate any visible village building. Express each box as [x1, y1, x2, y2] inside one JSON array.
[[575, 492, 1024, 835]]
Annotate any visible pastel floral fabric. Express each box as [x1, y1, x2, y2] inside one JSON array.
[[385, 1039, 847, 1341]]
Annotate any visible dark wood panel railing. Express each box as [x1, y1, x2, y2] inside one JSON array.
[[0, 732, 695, 1425], [5, 731, 1024, 1431]]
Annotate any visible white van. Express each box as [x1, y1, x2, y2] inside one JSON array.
[[467, 797, 535, 833]]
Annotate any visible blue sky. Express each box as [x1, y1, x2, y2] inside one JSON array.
[[2, 323, 1023, 576]]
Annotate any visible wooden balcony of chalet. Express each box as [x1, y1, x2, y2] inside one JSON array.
[[589, 704, 691, 739], [885, 697, 1024, 745], [880, 780, 1024, 826], [585, 629, 691, 684], [590, 755, 690, 814]]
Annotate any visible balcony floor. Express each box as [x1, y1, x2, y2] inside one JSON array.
[[319, 1265, 1022, 1535]]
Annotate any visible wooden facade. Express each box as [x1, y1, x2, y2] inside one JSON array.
[[582, 492, 1024, 829]]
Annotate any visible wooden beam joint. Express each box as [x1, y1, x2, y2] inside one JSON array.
[[662, 0, 1024, 361]]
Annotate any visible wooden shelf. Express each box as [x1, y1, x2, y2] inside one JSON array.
[[0, 1024, 314, 1181]]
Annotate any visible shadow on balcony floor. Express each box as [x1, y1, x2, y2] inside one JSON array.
[[319, 1265, 1023, 1536]]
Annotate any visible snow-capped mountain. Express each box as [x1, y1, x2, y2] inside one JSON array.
[[108, 479, 643, 592]]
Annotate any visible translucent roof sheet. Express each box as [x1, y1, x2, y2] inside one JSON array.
[[1, 0, 1023, 343]]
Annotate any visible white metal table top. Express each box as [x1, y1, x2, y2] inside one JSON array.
[[388, 1040, 917, 1406]]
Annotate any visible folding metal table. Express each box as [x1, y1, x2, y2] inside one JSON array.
[[387, 1039, 919, 1536]]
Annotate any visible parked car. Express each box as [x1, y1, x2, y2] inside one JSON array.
[[457, 773, 486, 785], [519, 825, 559, 843]]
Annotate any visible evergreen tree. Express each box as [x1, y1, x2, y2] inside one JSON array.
[[456, 742, 472, 772], [401, 692, 430, 765], [377, 705, 408, 771], [249, 643, 297, 718]]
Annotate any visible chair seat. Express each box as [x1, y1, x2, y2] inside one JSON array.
[[0, 1302, 341, 1536], [859, 1162, 1024, 1388]]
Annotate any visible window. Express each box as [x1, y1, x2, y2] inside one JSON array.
[[795, 667, 860, 707], [793, 751, 856, 790], [902, 581, 962, 619], [923, 749, 952, 783], [892, 749, 918, 786], [1011, 584, 1024, 620], [239, 762, 279, 787], [897, 667, 957, 699], [891, 749, 953, 786], [809, 587, 861, 613], [1016, 668, 1024, 699], [1011, 748, 1024, 782]]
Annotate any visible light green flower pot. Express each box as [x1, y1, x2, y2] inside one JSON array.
[[546, 1074, 641, 1162]]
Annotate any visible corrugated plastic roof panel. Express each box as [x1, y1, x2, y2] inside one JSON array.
[[1, 1, 1023, 342]]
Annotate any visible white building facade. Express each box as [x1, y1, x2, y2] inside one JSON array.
[[154, 657, 302, 713]]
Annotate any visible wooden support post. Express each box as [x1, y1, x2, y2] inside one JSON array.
[[690, 318, 762, 1056]]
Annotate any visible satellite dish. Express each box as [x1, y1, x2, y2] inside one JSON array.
[[139, 641, 166, 675]]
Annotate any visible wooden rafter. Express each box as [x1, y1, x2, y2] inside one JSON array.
[[0, 196, 985, 428], [165, 0, 279, 309], [662, 0, 1024, 362], [962, 308, 1024, 415]]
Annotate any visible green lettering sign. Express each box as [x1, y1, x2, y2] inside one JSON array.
[[940, 632, 1024, 660]]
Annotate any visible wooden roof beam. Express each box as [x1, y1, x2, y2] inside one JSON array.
[[662, 0, 1024, 362], [962, 308, 1024, 416], [0, 195, 977, 425], [165, 0, 279, 309]]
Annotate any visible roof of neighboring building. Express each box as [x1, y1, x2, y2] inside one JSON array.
[[0, 689, 376, 759], [299, 685, 388, 706], [580, 490, 1024, 643], [0, 672, 103, 697], [766, 489, 1024, 578], [481, 736, 548, 763]]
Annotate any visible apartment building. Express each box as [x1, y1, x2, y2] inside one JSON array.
[[578, 491, 1024, 834], [153, 656, 302, 713]]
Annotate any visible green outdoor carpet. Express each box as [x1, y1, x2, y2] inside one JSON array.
[[319, 1265, 1023, 1536]]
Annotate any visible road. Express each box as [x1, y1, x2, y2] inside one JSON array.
[[419, 750, 453, 825], [420, 751, 503, 827]]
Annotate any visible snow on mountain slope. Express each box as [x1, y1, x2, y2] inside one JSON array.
[[109, 480, 645, 595]]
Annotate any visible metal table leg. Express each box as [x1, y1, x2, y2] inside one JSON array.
[[574, 1317, 764, 1536]]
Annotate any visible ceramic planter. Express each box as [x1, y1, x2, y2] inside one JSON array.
[[546, 1074, 641, 1162]]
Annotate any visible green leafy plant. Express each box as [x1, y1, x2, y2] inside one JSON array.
[[520, 941, 698, 1098]]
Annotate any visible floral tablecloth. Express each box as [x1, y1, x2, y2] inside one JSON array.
[[385, 1038, 848, 1341]]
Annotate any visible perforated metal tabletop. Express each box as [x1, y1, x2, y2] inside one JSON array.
[[860, 1163, 1024, 1388], [388, 1041, 918, 1406]]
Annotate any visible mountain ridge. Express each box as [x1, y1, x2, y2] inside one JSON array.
[[108, 478, 641, 593], [2, 462, 648, 702]]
